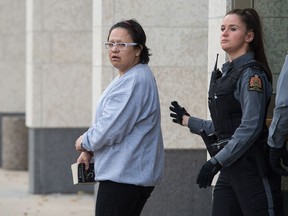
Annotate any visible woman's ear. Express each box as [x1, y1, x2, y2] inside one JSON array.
[[136, 45, 143, 56], [246, 31, 254, 43]]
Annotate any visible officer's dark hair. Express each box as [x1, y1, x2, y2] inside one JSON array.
[[226, 8, 272, 83], [107, 19, 151, 64]]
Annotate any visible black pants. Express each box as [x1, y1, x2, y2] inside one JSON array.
[[212, 153, 284, 216], [95, 181, 154, 216]]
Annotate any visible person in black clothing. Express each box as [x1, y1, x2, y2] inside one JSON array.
[[170, 8, 283, 216]]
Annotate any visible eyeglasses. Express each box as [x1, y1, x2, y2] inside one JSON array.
[[104, 42, 138, 50]]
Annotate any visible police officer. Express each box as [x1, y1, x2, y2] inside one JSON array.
[[268, 52, 288, 177], [170, 8, 283, 216]]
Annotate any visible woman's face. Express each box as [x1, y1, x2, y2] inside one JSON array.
[[107, 28, 141, 75], [220, 14, 254, 60]]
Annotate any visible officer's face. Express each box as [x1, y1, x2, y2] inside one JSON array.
[[220, 14, 254, 60]]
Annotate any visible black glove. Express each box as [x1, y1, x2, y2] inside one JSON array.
[[169, 101, 190, 125], [270, 145, 288, 177], [196, 158, 222, 188]]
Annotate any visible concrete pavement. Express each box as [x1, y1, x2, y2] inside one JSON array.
[[0, 168, 95, 216]]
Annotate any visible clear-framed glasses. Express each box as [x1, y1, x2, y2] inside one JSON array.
[[104, 42, 138, 50]]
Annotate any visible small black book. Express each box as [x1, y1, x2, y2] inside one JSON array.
[[71, 163, 96, 185]]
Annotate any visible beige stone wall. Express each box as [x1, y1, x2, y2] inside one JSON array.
[[26, 0, 93, 127], [0, 0, 26, 113]]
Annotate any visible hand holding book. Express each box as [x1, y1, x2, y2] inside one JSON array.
[[71, 163, 96, 185]]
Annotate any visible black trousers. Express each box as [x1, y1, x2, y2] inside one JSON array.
[[212, 153, 284, 216], [95, 181, 154, 216]]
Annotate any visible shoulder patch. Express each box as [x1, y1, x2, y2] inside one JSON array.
[[248, 74, 263, 92]]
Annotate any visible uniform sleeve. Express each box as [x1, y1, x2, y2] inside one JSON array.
[[215, 67, 272, 166], [268, 54, 288, 148], [188, 116, 214, 135]]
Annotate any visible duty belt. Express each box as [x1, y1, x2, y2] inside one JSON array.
[[199, 130, 230, 157]]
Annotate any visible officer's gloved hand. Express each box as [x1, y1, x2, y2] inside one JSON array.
[[270, 145, 288, 177], [169, 101, 190, 125], [196, 157, 222, 188]]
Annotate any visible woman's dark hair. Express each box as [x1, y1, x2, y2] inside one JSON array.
[[107, 19, 151, 64], [226, 8, 272, 83]]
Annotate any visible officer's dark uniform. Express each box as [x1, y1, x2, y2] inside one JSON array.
[[188, 52, 284, 216]]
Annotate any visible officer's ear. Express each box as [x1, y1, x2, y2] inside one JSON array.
[[245, 31, 254, 43]]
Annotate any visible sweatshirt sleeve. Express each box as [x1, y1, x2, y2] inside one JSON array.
[[82, 75, 141, 151], [268, 54, 288, 148]]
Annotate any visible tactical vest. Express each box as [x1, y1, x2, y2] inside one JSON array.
[[208, 61, 267, 140]]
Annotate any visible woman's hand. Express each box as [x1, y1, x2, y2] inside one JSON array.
[[77, 152, 93, 170], [75, 135, 86, 152]]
